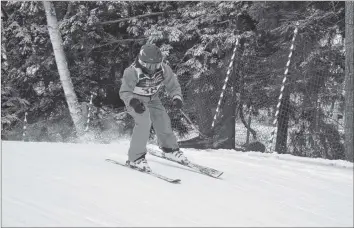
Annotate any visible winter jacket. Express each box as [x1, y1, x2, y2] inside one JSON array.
[[119, 62, 183, 106]]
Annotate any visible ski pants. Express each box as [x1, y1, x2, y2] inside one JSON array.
[[126, 94, 179, 162]]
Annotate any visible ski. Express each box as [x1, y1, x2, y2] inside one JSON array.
[[105, 159, 181, 184], [147, 148, 224, 178]]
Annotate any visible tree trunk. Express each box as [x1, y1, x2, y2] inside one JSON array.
[[275, 84, 292, 154], [239, 103, 257, 141], [217, 53, 242, 150], [212, 91, 237, 149], [196, 93, 213, 136], [228, 86, 237, 149], [344, 1, 354, 162], [1, 8, 8, 67], [246, 106, 252, 144], [43, 1, 84, 138]]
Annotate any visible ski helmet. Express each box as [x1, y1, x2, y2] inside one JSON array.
[[138, 44, 163, 71]]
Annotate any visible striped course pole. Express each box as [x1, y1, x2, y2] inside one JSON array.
[[22, 112, 28, 141], [84, 93, 95, 132], [267, 23, 299, 152], [211, 36, 240, 129]]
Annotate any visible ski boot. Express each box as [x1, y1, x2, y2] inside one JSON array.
[[127, 154, 151, 172], [161, 147, 189, 165]]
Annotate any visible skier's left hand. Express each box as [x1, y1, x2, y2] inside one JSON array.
[[172, 97, 183, 110]]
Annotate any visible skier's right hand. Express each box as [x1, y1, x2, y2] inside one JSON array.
[[129, 98, 145, 114]]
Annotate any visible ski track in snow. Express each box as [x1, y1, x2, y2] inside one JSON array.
[[1, 140, 353, 227]]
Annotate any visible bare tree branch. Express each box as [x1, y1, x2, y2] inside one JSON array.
[[98, 11, 178, 25], [63, 1, 73, 20], [215, 20, 230, 25], [1, 5, 9, 21], [91, 38, 147, 51]]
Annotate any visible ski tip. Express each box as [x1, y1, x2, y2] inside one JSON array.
[[216, 172, 224, 178], [172, 179, 182, 183], [207, 171, 224, 179]]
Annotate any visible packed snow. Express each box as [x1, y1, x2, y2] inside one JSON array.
[[1, 140, 353, 227]]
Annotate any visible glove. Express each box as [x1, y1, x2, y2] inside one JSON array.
[[172, 97, 183, 110], [129, 98, 145, 114]]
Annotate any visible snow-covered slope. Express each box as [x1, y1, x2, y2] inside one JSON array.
[[1, 140, 353, 227]]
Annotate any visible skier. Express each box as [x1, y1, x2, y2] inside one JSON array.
[[119, 43, 189, 172]]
